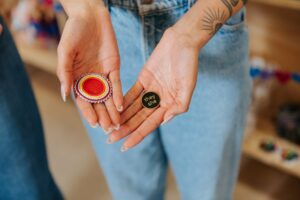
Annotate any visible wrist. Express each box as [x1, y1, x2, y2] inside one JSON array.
[[61, 0, 106, 18], [164, 27, 200, 55], [172, 17, 208, 50]]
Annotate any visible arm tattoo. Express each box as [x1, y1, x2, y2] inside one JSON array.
[[220, 0, 234, 16], [220, 0, 247, 16], [201, 0, 247, 35], [230, 0, 239, 6], [201, 8, 226, 36]]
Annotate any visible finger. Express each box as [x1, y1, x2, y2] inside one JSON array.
[[56, 46, 74, 102], [162, 103, 189, 125], [121, 107, 166, 151], [105, 98, 121, 128], [93, 103, 114, 134], [108, 107, 156, 143], [161, 104, 179, 125], [76, 97, 98, 127], [123, 81, 144, 110], [56, 23, 76, 101], [120, 95, 143, 124], [109, 70, 123, 112], [163, 88, 193, 125]]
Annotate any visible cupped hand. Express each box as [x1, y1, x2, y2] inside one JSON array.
[[108, 28, 200, 151], [57, 4, 123, 132]]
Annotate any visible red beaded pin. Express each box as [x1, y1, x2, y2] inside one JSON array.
[[74, 73, 112, 103]]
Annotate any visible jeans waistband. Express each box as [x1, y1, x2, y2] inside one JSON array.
[[107, 0, 195, 12]]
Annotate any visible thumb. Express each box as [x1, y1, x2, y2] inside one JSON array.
[[162, 90, 192, 125], [56, 44, 74, 102], [162, 103, 188, 125]]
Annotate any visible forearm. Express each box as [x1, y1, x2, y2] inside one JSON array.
[[58, 0, 105, 17], [173, 0, 247, 49]]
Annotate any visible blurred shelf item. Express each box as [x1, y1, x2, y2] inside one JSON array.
[[16, 41, 57, 74], [251, 0, 300, 10], [245, 0, 300, 178], [243, 119, 300, 178]]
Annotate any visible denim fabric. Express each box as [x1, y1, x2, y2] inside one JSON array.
[[84, 1, 251, 200], [0, 18, 62, 200]]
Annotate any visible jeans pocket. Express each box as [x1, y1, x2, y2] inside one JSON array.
[[221, 9, 246, 32], [200, 12, 249, 74]]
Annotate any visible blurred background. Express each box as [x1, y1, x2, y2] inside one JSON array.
[[1, 0, 300, 199]]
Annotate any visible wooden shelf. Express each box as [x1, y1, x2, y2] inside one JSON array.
[[246, 1, 300, 178], [251, 0, 300, 11], [243, 119, 300, 178], [16, 41, 57, 74]]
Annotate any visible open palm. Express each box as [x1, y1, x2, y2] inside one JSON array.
[[108, 28, 200, 151], [57, 7, 122, 132]]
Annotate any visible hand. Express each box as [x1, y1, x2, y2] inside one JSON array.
[[108, 28, 200, 151], [57, 3, 123, 132]]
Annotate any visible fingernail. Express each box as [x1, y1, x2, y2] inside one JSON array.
[[60, 86, 66, 102], [117, 105, 123, 112], [162, 115, 174, 125], [104, 127, 113, 135], [114, 124, 120, 130], [106, 138, 113, 144], [120, 146, 128, 152], [91, 123, 99, 128]]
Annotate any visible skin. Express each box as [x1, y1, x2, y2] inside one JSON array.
[[57, 0, 247, 151], [107, 28, 199, 151], [109, 0, 247, 151], [57, 0, 122, 133]]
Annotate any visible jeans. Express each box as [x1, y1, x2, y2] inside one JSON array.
[[83, 0, 252, 199], [0, 18, 62, 200]]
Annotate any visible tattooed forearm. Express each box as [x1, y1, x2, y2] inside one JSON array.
[[220, 0, 247, 16], [220, 0, 234, 16], [230, 0, 239, 6], [172, 0, 247, 47], [201, 8, 226, 35], [201, 0, 247, 35], [221, 0, 247, 16]]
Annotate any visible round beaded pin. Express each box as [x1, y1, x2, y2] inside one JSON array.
[[74, 73, 112, 103]]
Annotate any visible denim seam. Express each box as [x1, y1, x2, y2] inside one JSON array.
[[144, 22, 163, 33], [139, 2, 189, 16], [108, 0, 138, 10], [138, 6, 148, 63], [108, 3, 138, 11], [108, 1, 190, 15], [188, 0, 191, 9]]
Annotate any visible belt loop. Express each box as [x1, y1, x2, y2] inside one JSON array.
[[136, 0, 144, 16]]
